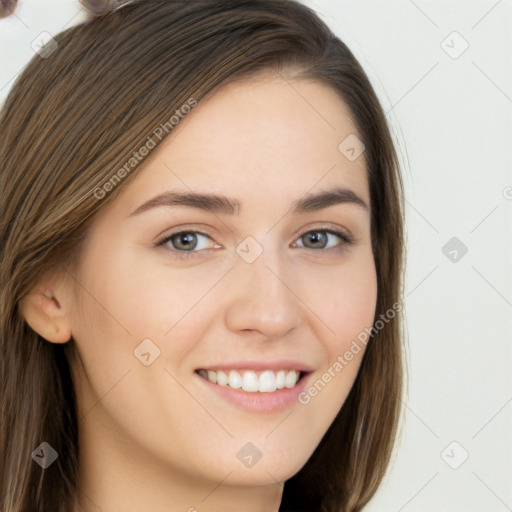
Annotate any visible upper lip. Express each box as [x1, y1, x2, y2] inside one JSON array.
[[196, 360, 315, 372]]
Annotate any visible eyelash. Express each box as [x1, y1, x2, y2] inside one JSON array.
[[154, 226, 354, 260]]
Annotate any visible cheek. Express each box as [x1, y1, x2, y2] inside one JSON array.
[[294, 253, 377, 393], [329, 271, 377, 349], [293, 262, 376, 440], [298, 253, 378, 351], [81, 244, 218, 338], [118, 263, 227, 339]]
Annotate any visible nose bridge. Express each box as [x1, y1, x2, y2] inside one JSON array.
[[223, 237, 303, 338]]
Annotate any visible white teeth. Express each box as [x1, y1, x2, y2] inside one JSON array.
[[198, 369, 301, 392], [285, 370, 298, 389], [216, 370, 228, 386], [242, 371, 259, 392], [258, 370, 276, 392], [275, 370, 285, 389], [228, 370, 242, 389]]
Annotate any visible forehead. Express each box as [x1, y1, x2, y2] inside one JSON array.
[[111, 76, 369, 217]]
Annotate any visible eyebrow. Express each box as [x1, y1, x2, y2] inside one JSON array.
[[129, 186, 369, 217]]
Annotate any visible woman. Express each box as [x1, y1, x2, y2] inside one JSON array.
[[0, 1, 406, 510]]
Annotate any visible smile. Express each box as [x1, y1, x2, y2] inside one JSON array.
[[196, 369, 303, 393]]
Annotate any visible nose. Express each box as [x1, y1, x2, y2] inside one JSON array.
[[223, 248, 303, 341]]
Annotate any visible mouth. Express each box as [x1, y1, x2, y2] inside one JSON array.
[[195, 368, 307, 393]]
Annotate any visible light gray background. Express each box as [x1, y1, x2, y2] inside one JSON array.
[[1, 1, 511, 511]]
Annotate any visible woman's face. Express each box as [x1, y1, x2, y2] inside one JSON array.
[[66, 76, 377, 500]]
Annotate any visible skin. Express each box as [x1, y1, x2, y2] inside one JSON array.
[[21, 75, 377, 512]]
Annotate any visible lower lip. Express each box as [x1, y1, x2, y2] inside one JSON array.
[[196, 372, 311, 413]]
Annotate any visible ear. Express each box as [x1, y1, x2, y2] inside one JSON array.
[[19, 279, 72, 344]]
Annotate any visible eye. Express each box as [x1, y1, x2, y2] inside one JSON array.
[[154, 227, 354, 260], [155, 230, 218, 258], [292, 228, 353, 250]]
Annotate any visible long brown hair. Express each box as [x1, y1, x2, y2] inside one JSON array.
[[0, 1, 406, 510]]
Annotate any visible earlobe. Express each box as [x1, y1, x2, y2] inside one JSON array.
[[19, 288, 72, 344]]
